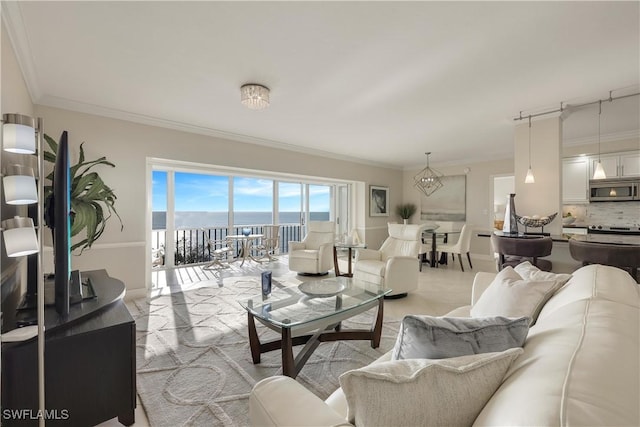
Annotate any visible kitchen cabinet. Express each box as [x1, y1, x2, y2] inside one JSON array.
[[563, 157, 589, 203], [589, 151, 640, 178]]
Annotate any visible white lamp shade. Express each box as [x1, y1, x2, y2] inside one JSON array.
[[3, 175, 38, 205], [2, 217, 38, 257], [593, 161, 607, 180], [524, 168, 535, 184], [3, 123, 36, 154]]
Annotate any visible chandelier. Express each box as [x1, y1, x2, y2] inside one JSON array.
[[240, 84, 270, 110], [413, 152, 444, 197]]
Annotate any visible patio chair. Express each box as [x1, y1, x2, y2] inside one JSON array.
[[252, 225, 280, 261], [202, 230, 234, 271]]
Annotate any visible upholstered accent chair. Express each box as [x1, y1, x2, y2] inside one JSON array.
[[435, 224, 474, 271], [288, 221, 335, 275], [353, 223, 424, 298], [491, 235, 553, 272]]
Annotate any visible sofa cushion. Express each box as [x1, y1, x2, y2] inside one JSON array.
[[339, 348, 523, 427], [470, 266, 563, 325], [391, 315, 529, 360], [514, 261, 572, 285]]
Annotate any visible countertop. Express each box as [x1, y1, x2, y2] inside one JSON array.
[[478, 230, 640, 246]]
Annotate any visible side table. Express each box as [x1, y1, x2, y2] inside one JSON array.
[[333, 242, 367, 277]]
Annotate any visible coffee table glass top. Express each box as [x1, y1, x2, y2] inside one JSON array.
[[238, 277, 390, 328]]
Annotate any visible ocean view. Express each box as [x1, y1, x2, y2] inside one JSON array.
[[153, 211, 330, 230]]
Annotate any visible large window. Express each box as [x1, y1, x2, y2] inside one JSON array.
[[150, 166, 350, 277], [233, 177, 273, 226]]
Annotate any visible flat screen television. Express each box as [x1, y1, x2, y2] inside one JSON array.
[[52, 130, 71, 315]]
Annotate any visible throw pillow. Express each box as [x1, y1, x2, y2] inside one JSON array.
[[391, 315, 529, 360], [514, 261, 572, 285], [340, 348, 523, 427], [470, 266, 563, 325]]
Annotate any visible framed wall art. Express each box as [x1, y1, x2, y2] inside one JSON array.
[[370, 185, 389, 217], [420, 175, 466, 221]]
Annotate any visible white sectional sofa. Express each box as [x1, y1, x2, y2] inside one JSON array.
[[249, 264, 640, 426]]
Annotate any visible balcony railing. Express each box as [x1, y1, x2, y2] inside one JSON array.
[[151, 224, 303, 267]]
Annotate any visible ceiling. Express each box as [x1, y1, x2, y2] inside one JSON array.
[[3, 1, 639, 169]]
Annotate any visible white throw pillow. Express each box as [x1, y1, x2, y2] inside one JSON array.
[[470, 266, 563, 325], [514, 261, 572, 285], [340, 348, 523, 427]]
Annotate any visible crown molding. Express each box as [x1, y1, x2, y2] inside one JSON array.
[[1, 2, 42, 101], [563, 129, 640, 147]]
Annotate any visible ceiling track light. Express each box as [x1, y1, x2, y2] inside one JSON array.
[[240, 84, 270, 110], [413, 152, 444, 197]]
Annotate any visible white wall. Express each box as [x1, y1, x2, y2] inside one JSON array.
[[34, 106, 403, 291]]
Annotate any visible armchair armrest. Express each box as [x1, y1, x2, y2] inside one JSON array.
[[289, 241, 306, 252], [471, 272, 497, 305], [249, 376, 351, 427], [355, 248, 382, 262]]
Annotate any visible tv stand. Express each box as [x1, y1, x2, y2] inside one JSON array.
[[1, 270, 136, 426]]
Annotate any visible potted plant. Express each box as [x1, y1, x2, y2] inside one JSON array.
[[43, 134, 123, 253], [395, 203, 417, 224]]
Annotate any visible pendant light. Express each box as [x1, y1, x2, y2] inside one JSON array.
[[413, 152, 444, 196], [524, 115, 535, 184], [592, 100, 606, 179]]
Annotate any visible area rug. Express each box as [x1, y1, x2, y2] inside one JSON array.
[[129, 275, 400, 426]]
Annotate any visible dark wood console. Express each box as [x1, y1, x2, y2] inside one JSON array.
[[1, 270, 136, 426]]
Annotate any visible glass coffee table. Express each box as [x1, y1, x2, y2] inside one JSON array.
[[239, 276, 391, 378]]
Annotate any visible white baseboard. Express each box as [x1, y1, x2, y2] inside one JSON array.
[[125, 288, 148, 301]]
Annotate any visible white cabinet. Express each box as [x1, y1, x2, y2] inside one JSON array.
[[589, 151, 640, 178], [563, 157, 589, 203], [620, 152, 640, 177]]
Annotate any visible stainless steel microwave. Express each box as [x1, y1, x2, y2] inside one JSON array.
[[589, 178, 639, 202]]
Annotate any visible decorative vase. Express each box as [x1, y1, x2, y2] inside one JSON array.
[[403, 219, 408, 225], [502, 193, 518, 234], [242, 227, 251, 236]]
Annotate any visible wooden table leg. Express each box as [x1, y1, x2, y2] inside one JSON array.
[[371, 298, 384, 348], [347, 247, 353, 276], [281, 327, 295, 377], [247, 312, 261, 364], [333, 245, 341, 276]]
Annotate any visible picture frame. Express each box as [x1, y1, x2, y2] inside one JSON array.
[[420, 175, 467, 221], [370, 185, 389, 217]]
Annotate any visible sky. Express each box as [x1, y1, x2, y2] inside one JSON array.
[[152, 171, 331, 212]]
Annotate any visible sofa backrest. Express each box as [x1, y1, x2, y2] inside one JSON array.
[[473, 264, 640, 426]]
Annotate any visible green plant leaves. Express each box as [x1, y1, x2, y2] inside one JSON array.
[[44, 133, 123, 254]]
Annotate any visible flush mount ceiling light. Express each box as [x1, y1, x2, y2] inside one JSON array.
[[240, 84, 270, 110], [413, 152, 444, 197]]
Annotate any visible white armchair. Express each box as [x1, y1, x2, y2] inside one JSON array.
[[353, 223, 423, 298], [288, 221, 335, 275]]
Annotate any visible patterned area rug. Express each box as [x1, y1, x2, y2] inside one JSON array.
[[129, 275, 400, 426]]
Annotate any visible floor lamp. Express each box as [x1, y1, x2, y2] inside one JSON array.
[[1, 113, 45, 426]]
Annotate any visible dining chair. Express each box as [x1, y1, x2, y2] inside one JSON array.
[[435, 224, 473, 271], [201, 230, 234, 271], [252, 225, 280, 261]]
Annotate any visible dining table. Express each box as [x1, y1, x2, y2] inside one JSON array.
[[227, 234, 264, 266], [421, 223, 463, 268]]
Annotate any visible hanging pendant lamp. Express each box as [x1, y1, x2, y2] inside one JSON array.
[[592, 100, 606, 180], [525, 115, 535, 184], [413, 152, 444, 196]]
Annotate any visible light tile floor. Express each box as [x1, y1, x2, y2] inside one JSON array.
[[98, 254, 497, 426]]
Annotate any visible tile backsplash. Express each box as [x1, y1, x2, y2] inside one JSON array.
[[563, 202, 640, 226]]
